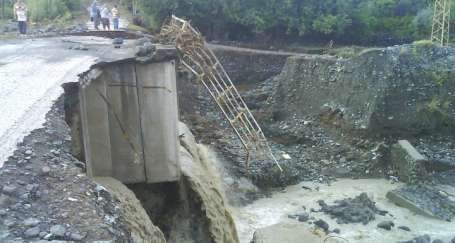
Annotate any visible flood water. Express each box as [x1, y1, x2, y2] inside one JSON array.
[[232, 179, 455, 243]]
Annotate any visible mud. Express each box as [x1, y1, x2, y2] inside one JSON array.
[[94, 177, 166, 243]]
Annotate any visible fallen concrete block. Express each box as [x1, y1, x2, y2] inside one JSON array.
[[391, 140, 428, 183], [387, 184, 455, 221]]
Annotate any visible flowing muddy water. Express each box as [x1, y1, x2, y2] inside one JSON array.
[[232, 179, 455, 243]]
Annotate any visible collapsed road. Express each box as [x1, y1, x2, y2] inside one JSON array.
[[0, 37, 105, 167], [0, 29, 455, 243]]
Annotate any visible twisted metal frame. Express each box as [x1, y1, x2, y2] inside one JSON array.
[[160, 15, 282, 171]]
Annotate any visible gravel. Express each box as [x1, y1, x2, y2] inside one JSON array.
[[0, 98, 131, 242]]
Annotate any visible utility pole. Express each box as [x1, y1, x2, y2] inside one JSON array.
[[431, 0, 452, 46]]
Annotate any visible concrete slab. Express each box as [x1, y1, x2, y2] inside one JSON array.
[[80, 69, 113, 178], [391, 140, 428, 183], [136, 61, 180, 183], [104, 63, 146, 183]]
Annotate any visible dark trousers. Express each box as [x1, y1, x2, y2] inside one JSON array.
[[18, 21, 26, 34], [94, 16, 100, 30]]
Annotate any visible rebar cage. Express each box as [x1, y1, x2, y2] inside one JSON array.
[[160, 15, 282, 171]]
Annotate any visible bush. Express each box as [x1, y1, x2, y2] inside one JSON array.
[[129, 0, 455, 46]]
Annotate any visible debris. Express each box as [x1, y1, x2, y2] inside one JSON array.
[[318, 193, 386, 225], [314, 219, 329, 232], [297, 212, 310, 222], [281, 153, 292, 160], [377, 221, 394, 230], [397, 226, 411, 231], [386, 184, 455, 221]]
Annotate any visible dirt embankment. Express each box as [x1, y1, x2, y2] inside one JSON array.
[[178, 43, 455, 192]]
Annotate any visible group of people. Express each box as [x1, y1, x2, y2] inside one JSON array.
[[11, 0, 121, 35], [90, 1, 120, 31]]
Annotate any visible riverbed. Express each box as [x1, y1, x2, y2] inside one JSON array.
[[232, 179, 455, 243]]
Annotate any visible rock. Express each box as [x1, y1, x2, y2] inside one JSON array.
[[377, 221, 394, 230], [50, 225, 66, 237], [2, 185, 17, 196], [414, 235, 431, 243], [314, 219, 329, 232], [23, 218, 41, 227], [41, 166, 51, 175], [391, 140, 428, 183], [136, 43, 156, 57], [398, 226, 411, 231], [113, 38, 124, 46], [135, 37, 152, 46], [0, 209, 6, 216], [24, 227, 40, 238], [297, 212, 310, 222], [318, 193, 384, 225], [24, 150, 33, 155], [332, 228, 340, 234], [451, 236, 455, 243], [433, 239, 444, 243], [69, 232, 85, 241]]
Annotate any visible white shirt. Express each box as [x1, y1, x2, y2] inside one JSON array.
[[16, 9, 27, 22]]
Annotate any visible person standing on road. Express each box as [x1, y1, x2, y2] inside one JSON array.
[[100, 5, 111, 31], [13, 0, 27, 35], [91, 1, 100, 30], [111, 5, 120, 30]]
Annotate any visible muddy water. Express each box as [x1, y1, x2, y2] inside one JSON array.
[[232, 179, 455, 243]]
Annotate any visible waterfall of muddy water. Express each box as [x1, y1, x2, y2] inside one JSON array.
[[232, 179, 455, 243]]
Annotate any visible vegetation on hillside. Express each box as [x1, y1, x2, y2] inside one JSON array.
[[126, 0, 455, 45]]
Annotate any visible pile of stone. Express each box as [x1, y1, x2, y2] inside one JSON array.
[[318, 193, 387, 225]]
